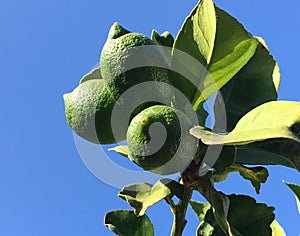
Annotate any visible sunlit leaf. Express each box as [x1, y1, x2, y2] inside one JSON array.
[[271, 220, 286, 236], [171, 1, 259, 132], [104, 210, 154, 236], [118, 179, 183, 216], [191, 101, 300, 170], [192, 0, 216, 64], [194, 38, 258, 109], [171, 0, 215, 108], [195, 6, 256, 107], [173, 0, 215, 66], [108, 145, 133, 161], [79, 66, 101, 84], [191, 101, 300, 145]]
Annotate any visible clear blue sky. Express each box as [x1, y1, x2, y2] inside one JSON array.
[[1, 0, 299, 235]]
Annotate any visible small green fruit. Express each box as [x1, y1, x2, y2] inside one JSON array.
[[63, 79, 119, 144], [127, 105, 198, 175], [100, 22, 172, 103]]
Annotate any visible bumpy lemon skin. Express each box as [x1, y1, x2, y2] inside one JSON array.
[[100, 23, 173, 107], [63, 79, 120, 144], [127, 105, 198, 175]]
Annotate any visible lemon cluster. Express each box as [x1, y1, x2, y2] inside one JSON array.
[[63, 23, 198, 174]]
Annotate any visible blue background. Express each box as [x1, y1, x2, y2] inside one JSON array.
[[1, 0, 299, 235]]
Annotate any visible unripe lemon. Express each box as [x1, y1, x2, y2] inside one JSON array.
[[100, 22, 173, 109], [126, 105, 198, 175], [63, 79, 119, 144]]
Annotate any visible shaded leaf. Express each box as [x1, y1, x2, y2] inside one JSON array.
[[284, 182, 300, 213], [151, 30, 174, 62], [214, 38, 280, 132], [196, 195, 275, 236], [226, 195, 275, 235], [79, 66, 101, 84], [194, 149, 300, 173], [104, 210, 154, 236], [190, 200, 211, 222], [212, 146, 236, 172], [118, 179, 183, 216], [271, 220, 286, 236], [151, 29, 174, 48], [235, 140, 300, 170], [197, 176, 233, 235]]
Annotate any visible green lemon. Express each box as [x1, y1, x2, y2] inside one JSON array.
[[127, 105, 198, 175], [100, 22, 172, 105], [63, 79, 120, 144]]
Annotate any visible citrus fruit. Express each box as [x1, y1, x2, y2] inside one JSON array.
[[63, 79, 119, 144], [126, 105, 198, 175], [100, 22, 173, 104]]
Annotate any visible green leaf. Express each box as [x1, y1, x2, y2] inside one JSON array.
[[190, 201, 211, 222], [235, 139, 300, 171], [197, 176, 233, 235], [173, 0, 215, 66], [212, 146, 236, 172], [151, 30, 174, 63], [193, 38, 258, 109], [234, 165, 268, 194], [79, 66, 101, 84], [193, 6, 256, 107], [271, 220, 286, 236], [214, 37, 280, 132], [171, 0, 215, 105], [191, 101, 300, 170], [108, 145, 133, 161], [104, 210, 154, 236], [213, 164, 268, 194], [210, 7, 252, 64], [118, 179, 183, 216], [193, 0, 216, 64], [173, 1, 257, 110], [196, 195, 275, 236], [284, 182, 300, 213], [151, 29, 174, 48], [191, 101, 300, 145]]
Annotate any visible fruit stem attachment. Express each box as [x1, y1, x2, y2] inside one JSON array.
[[170, 160, 199, 236], [170, 186, 193, 236]]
